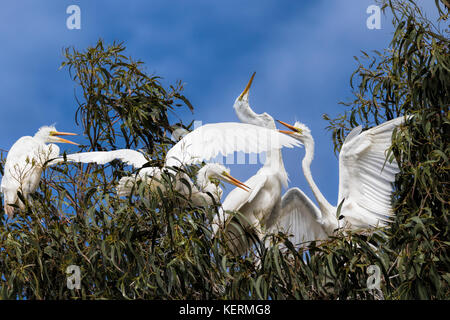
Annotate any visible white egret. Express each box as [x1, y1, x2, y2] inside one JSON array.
[[190, 163, 250, 206], [1, 125, 78, 218], [277, 116, 407, 235]]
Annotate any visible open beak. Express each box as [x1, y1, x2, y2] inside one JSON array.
[[222, 172, 251, 192], [238, 72, 256, 100], [277, 120, 302, 135], [50, 131, 79, 145]]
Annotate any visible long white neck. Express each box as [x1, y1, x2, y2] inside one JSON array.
[[301, 136, 335, 219], [234, 100, 288, 186], [263, 147, 288, 188], [235, 102, 260, 126]]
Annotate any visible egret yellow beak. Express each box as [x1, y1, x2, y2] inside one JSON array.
[[50, 131, 79, 145], [222, 172, 251, 192], [238, 72, 256, 100], [277, 120, 302, 135]]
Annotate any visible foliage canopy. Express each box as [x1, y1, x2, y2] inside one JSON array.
[[0, 0, 448, 299]]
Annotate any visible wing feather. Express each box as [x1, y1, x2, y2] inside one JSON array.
[[337, 116, 406, 228], [165, 122, 301, 167], [59, 149, 149, 168], [267, 188, 327, 249]]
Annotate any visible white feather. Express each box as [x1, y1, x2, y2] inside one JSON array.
[[165, 122, 301, 167]]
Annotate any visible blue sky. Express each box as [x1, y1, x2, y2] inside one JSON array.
[[0, 1, 438, 206]]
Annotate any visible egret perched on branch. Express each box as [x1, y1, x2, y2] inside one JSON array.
[[277, 116, 407, 235], [1, 125, 78, 218], [190, 163, 250, 206], [59, 122, 300, 205]]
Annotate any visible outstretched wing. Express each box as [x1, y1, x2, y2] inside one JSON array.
[[337, 116, 407, 228], [267, 188, 328, 248], [56, 149, 150, 168], [165, 122, 301, 167]]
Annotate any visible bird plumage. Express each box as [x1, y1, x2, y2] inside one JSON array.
[[213, 73, 310, 255], [57, 120, 299, 202], [165, 122, 300, 168], [57, 147, 243, 207], [336, 117, 405, 229], [278, 116, 408, 235], [1, 125, 77, 218]]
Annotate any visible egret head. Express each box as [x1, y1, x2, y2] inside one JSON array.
[[197, 163, 250, 192], [277, 120, 311, 142], [233, 72, 276, 129], [34, 125, 78, 145], [235, 72, 255, 104]]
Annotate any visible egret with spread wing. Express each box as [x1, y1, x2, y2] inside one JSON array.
[[59, 122, 299, 206], [55, 149, 163, 197], [277, 116, 407, 235], [1, 125, 78, 218], [60, 149, 249, 206]]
